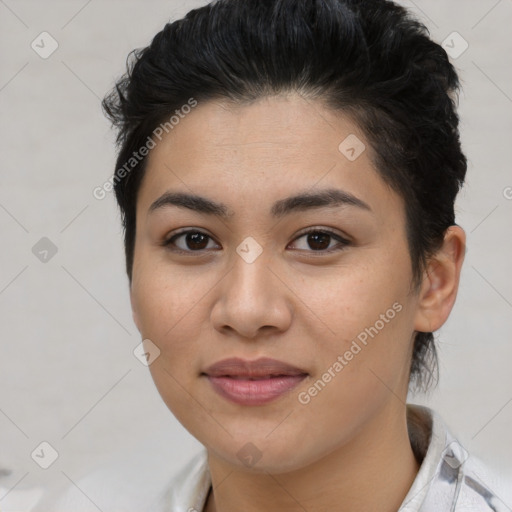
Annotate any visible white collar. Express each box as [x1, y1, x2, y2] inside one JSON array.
[[153, 405, 510, 512]]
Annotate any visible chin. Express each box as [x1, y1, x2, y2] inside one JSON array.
[[205, 431, 326, 474]]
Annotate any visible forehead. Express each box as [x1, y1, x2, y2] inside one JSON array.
[[136, 94, 402, 221]]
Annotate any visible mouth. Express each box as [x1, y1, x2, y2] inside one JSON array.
[[202, 357, 308, 406], [224, 374, 294, 380]]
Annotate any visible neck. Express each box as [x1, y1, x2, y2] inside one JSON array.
[[204, 403, 421, 512]]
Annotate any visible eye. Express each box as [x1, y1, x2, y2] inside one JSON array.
[[164, 229, 220, 253], [163, 228, 349, 254], [288, 229, 350, 252]]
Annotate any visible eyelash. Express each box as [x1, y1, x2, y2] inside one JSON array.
[[162, 227, 351, 255]]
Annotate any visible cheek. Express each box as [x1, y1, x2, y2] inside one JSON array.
[[291, 257, 409, 341], [131, 265, 212, 423], [132, 256, 211, 339], [130, 258, 226, 383], [291, 253, 415, 391], [293, 298, 414, 447]]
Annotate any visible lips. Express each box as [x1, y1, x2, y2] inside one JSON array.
[[202, 357, 308, 406], [203, 357, 308, 378]]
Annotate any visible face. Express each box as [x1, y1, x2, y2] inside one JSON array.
[[130, 93, 423, 473]]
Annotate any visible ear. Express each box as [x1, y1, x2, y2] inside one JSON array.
[[413, 225, 466, 333]]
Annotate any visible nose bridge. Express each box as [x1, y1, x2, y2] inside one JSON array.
[[228, 243, 275, 304], [211, 240, 292, 337]]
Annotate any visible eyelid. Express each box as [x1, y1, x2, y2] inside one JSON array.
[[163, 228, 221, 254], [163, 226, 351, 254], [288, 226, 351, 252], [293, 225, 351, 242], [165, 227, 213, 241]]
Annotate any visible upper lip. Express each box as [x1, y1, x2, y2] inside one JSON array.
[[203, 357, 308, 378]]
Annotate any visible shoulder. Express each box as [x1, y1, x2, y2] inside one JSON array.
[[28, 466, 166, 512], [403, 405, 512, 511], [457, 454, 512, 511], [29, 448, 209, 512], [151, 449, 211, 512]]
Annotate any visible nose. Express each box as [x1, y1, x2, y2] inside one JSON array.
[[210, 251, 293, 340]]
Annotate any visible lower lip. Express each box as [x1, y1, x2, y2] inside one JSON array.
[[206, 375, 307, 406]]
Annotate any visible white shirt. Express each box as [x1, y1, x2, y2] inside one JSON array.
[[28, 405, 511, 512]]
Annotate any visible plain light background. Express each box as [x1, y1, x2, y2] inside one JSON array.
[[1, 0, 511, 509]]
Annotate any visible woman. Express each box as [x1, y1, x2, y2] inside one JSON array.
[[34, 0, 511, 510]]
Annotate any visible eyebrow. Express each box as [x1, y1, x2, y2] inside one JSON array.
[[148, 188, 371, 218]]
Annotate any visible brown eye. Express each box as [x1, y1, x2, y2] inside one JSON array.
[[165, 230, 220, 252], [184, 232, 209, 250], [306, 232, 331, 250], [289, 229, 350, 252]]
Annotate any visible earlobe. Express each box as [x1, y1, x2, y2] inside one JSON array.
[[413, 226, 466, 333]]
